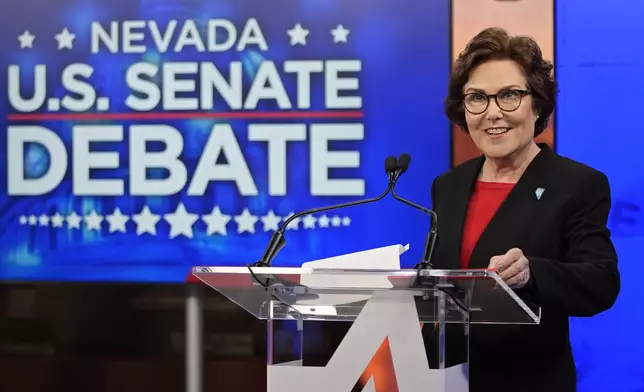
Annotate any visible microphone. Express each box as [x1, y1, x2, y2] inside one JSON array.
[[252, 156, 400, 267], [391, 153, 409, 182], [390, 153, 438, 270]]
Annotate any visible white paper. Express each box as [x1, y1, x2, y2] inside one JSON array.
[[302, 243, 408, 270], [291, 244, 409, 311]]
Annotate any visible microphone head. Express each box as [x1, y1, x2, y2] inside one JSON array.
[[385, 156, 397, 173], [397, 153, 411, 173]]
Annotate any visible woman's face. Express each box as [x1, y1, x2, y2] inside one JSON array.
[[462, 59, 539, 160]]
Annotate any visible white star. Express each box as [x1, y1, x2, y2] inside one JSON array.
[[106, 207, 129, 233], [235, 208, 258, 234], [132, 205, 160, 236], [202, 206, 231, 236], [331, 215, 342, 227], [331, 24, 350, 43], [261, 210, 281, 232], [164, 203, 199, 239], [51, 213, 64, 228], [28, 215, 37, 226], [38, 214, 49, 227], [85, 210, 103, 231], [55, 27, 75, 50], [342, 216, 351, 227], [18, 30, 35, 49], [287, 23, 309, 46], [19, 216, 27, 225], [302, 215, 316, 229], [67, 212, 82, 229], [318, 214, 330, 228]]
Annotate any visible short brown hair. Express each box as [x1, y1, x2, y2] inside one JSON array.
[[444, 27, 557, 137]]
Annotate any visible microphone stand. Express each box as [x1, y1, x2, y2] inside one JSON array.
[[390, 184, 437, 270], [252, 161, 398, 268]]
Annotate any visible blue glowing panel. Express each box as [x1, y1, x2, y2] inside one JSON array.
[[0, 0, 451, 282], [556, 1, 644, 391]]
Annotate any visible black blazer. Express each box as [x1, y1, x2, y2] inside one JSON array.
[[430, 143, 620, 392]]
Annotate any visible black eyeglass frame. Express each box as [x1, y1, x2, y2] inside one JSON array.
[[462, 89, 531, 114]]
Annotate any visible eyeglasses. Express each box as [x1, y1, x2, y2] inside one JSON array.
[[462, 88, 531, 114]]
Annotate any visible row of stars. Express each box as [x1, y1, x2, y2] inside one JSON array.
[[16, 23, 350, 50], [18, 28, 76, 50], [18, 203, 352, 239], [288, 24, 350, 46]]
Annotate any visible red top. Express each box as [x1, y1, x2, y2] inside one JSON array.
[[460, 181, 515, 269]]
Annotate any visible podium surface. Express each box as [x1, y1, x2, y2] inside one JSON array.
[[193, 266, 540, 392]]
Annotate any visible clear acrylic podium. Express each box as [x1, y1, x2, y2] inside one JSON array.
[[192, 266, 541, 392]]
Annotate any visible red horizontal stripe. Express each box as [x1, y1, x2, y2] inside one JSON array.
[[7, 110, 364, 121]]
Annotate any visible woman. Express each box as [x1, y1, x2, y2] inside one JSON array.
[[432, 27, 620, 391]]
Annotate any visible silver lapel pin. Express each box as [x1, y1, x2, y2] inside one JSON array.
[[535, 187, 545, 200]]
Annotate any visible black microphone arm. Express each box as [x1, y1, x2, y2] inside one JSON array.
[[391, 154, 438, 269], [391, 187, 438, 269], [252, 156, 399, 267]]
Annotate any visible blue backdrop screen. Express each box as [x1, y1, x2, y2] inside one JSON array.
[[0, 0, 451, 282], [556, 1, 644, 391]]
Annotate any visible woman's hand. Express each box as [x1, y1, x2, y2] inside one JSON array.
[[489, 248, 531, 289]]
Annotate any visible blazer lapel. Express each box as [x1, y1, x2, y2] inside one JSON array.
[[440, 156, 485, 270], [467, 144, 553, 269]]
